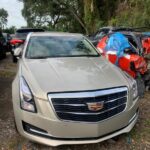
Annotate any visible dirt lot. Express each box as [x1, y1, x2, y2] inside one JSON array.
[[0, 54, 150, 150]]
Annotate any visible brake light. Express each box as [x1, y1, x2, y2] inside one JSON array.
[[10, 39, 24, 45]]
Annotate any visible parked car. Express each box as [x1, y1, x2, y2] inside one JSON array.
[[2, 33, 12, 54], [10, 28, 45, 62], [91, 27, 150, 95], [0, 31, 6, 59], [88, 26, 134, 46], [89, 26, 150, 46], [10, 28, 45, 47], [97, 32, 150, 96], [141, 32, 150, 59], [12, 32, 139, 146]]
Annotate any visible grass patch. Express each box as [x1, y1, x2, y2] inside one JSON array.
[[144, 119, 150, 126], [129, 128, 141, 141], [0, 70, 15, 78], [8, 136, 26, 150]]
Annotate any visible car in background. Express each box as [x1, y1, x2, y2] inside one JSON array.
[[11, 28, 45, 47], [12, 32, 139, 146], [0, 31, 6, 59], [89, 26, 150, 47], [97, 32, 150, 95], [15, 28, 44, 40], [2, 33, 12, 54], [88, 26, 134, 46], [10, 28, 45, 62]]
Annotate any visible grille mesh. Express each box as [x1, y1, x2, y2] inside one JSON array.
[[50, 87, 127, 122]]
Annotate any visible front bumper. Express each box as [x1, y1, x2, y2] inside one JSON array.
[[13, 96, 139, 146]]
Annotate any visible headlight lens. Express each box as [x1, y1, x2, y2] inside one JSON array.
[[131, 79, 138, 99], [20, 77, 36, 112], [124, 72, 138, 99]]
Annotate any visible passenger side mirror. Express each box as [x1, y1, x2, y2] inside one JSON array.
[[13, 47, 23, 63]]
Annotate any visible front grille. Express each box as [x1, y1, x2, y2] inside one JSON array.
[[48, 87, 128, 122]]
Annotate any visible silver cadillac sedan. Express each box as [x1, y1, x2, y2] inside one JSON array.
[[12, 32, 139, 146]]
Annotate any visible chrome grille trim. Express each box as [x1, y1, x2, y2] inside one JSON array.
[[48, 87, 127, 98], [56, 103, 126, 115], [48, 87, 128, 122], [53, 104, 86, 107], [52, 96, 127, 106], [103, 96, 127, 104]]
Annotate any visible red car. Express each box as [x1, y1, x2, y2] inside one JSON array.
[[97, 32, 150, 96]]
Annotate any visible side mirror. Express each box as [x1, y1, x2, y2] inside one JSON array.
[[13, 47, 22, 63]]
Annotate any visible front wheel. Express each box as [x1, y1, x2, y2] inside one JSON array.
[[12, 55, 18, 63], [136, 76, 145, 97], [2, 52, 6, 59]]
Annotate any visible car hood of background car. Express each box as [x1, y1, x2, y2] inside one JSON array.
[[21, 57, 129, 100]]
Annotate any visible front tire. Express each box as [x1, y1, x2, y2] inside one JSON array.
[[2, 52, 6, 59], [136, 76, 145, 97]]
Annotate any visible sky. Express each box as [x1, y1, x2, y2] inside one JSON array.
[[0, 0, 27, 28]]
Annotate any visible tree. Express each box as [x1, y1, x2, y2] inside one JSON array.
[[109, 0, 150, 27], [3, 26, 16, 34], [83, 0, 99, 34], [20, 0, 150, 34], [19, 0, 86, 33], [0, 8, 8, 29]]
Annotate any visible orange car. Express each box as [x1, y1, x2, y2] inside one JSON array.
[[97, 32, 150, 96]]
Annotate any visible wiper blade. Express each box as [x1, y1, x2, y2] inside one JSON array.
[[29, 56, 49, 59]]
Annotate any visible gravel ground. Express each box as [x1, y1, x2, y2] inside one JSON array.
[[0, 54, 150, 150]]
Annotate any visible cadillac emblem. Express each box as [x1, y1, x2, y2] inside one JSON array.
[[87, 101, 104, 111]]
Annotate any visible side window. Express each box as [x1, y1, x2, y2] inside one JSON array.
[[95, 30, 108, 40], [127, 37, 138, 49]]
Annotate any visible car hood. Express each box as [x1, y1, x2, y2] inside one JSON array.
[[21, 57, 129, 99]]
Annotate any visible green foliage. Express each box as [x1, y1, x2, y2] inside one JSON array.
[[19, 0, 150, 34], [109, 0, 150, 27], [3, 26, 16, 34], [83, 0, 99, 34], [0, 8, 8, 29], [19, 0, 85, 33]]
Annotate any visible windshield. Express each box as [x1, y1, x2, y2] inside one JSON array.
[[26, 36, 99, 58]]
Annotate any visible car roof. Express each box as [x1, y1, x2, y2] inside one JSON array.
[[30, 32, 83, 37], [16, 28, 44, 31], [99, 26, 134, 32]]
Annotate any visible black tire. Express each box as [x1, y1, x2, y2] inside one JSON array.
[[136, 77, 145, 97], [2, 52, 6, 59], [0, 52, 2, 59], [11, 50, 14, 55], [143, 70, 150, 91], [13, 55, 18, 63]]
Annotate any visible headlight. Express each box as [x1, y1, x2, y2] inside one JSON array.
[[124, 72, 138, 100], [20, 76, 36, 112], [131, 79, 138, 99]]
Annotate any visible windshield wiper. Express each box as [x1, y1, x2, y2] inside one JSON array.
[[28, 56, 49, 59]]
